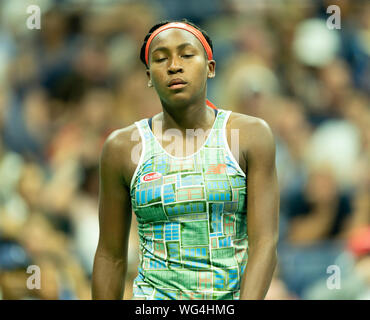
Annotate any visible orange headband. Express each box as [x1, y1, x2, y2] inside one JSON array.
[[144, 22, 213, 66]]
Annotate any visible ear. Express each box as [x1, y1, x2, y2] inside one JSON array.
[[146, 69, 153, 87], [207, 60, 216, 79]]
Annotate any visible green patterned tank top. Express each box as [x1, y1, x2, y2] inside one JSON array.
[[130, 108, 248, 300]]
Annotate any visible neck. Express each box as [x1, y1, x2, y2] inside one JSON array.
[[158, 96, 215, 133]]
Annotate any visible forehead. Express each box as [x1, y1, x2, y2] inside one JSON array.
[[149, 28, 204, 52]]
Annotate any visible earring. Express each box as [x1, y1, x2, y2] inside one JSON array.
[[148, 81, 153, 87]]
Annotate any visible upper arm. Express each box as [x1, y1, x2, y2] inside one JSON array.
[[244, 119, 280, 247], [97, 131, 132, 260]]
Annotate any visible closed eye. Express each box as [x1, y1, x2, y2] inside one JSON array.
[[155, 57, 167, 62], [182, 54, 194, 58]]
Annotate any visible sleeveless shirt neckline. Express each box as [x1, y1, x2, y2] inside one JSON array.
[[146, 108, 221, 160]]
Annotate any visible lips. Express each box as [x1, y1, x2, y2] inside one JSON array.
[[168, 78, 187, 87]]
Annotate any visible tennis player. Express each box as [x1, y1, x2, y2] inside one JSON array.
[[92, 19, 279, 300]]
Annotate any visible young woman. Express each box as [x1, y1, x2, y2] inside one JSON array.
[[92, 19, 279, 300]]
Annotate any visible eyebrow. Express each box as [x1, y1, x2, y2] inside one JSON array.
[[151, 42, 195, 54]]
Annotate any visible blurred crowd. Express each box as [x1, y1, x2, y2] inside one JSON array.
[[0, 0, 369, 300]]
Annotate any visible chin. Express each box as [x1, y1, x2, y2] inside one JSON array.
[[162, 95, 192, 108]]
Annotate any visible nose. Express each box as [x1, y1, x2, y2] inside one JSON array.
[[167, 56, 183, 74]]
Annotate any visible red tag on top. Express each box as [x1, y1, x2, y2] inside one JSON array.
[[142, 172, 162, 182]]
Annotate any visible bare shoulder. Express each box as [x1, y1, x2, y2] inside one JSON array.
[[228, 111, 272, 134], [227, 111, 276, 161], [102, 123, 138, 159], [100, 123, 141, 181]]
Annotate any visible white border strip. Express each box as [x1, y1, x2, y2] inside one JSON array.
[[222, 110, 246, 178], [130, 120, 147, 191]]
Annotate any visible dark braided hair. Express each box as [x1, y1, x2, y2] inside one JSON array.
[[140, 18, 213, 69]]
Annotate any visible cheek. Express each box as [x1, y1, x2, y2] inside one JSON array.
[[150, 67, 166, 82], [189, 60, 208, 82], [193, 68, 209, 89]]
